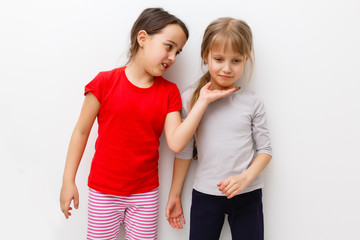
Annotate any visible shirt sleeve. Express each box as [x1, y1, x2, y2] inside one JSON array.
[[251, 96, 272, 156], [84, 72, 104, 103], [167, 84, 182, 113], [175, 90, 194, 160]]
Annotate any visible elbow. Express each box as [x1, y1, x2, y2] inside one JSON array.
[[168, 144, 183, 154]]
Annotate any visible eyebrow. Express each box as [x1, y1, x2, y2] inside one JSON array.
[[167, 40, 178, 47]]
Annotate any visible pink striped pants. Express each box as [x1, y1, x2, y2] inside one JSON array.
[[87, 188, 159, 240]]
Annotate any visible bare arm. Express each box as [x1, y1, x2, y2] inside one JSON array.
[[166, 157, 191, 229], [164, 82, 235, 153], [60, 93, 100, 219], [217, 153, 272, 199]]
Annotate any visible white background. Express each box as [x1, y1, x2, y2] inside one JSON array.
[[1, 0, 360, 239]]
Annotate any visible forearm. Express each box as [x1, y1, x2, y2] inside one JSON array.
[[168, 158, 192, 198], [168, 99, 208, 153], [242, 153, 272, 185], [62, 127, 91, 183]]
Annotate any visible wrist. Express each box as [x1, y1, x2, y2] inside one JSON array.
[[195, 96, 210, 108], [62, 174, 76, 184], [240, 171, 253, 186], [168, 189, 182, 199]]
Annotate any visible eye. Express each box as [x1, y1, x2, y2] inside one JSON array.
[[214, 57, 223, 62], [166, 44, 173, 50]]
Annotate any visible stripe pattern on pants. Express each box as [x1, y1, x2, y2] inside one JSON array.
[[87, 188, 159, 240]]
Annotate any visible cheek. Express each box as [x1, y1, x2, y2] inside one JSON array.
[[235, 65, 245, 75], [208, 62, 220, 74]]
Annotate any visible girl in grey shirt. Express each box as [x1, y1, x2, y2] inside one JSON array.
[[166, 17, 272, 240]]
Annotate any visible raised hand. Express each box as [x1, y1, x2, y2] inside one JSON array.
[[166, 197, 186, 229], [199, 82, 236, 104]]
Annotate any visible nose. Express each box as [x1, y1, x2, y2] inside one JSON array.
[[223, 62, 231, 73], [168, 52, 176, 62]]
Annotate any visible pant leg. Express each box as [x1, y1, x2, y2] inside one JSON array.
[[190, 189, 226, 240], [123, 188, 159, 240], [87, 188, 125, 240], [227, 189, 264, 240]]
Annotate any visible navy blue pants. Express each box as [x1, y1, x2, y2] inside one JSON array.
[[190, 189, 264, 240]]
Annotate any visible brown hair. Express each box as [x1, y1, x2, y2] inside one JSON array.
[[127, 8, 189, 64], [189, 18, 254, 159]]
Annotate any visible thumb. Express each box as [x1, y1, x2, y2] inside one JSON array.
[[165, 201, 172, 219], [204, 81, 212, 89], [165, 208, 169, 220], [74, 192, 79, 209]]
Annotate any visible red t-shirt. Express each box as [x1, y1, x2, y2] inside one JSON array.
[[84, 67, 182, 196]]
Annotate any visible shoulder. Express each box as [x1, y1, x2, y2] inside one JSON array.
[[97, 67, 125, 81], [239, 89, 264, 105]]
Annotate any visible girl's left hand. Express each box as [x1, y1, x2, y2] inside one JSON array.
[[217, 175, 249, 199]]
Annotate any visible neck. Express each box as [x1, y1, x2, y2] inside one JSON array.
[[125, 61, 154, 88]]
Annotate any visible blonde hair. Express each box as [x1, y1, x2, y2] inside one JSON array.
[[189, 18, 254, 158], [190, 17, 254, 110]]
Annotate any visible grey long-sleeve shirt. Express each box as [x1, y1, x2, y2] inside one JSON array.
[[176, 85, 272, 196]]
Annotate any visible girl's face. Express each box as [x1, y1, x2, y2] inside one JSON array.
[[207, 47, 247, 90], [140, 24, 187, 77]]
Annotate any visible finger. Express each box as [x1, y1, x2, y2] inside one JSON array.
[[175, 217, 183, 229], [74, 193, 79, 209], [218, 180, 229, 191], [171, 218, 180, 229], [61, 201, 71, 218], [221, 88, 236, 97], [224, 181, 237, 195], [225, 186, 235, 197], [224, 182, 233, 193], [228, 188, 241, 199], [63, 207, 72, 219], [165, 207, 170, 220], [181, 214, 186, 225], [204, 81, 212, 89], [169, 218, 176, 228], [174, 217, 180, 229], [217, 180, 224, 187]]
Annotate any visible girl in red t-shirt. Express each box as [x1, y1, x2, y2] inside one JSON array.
[[60, 8, 235, 239]]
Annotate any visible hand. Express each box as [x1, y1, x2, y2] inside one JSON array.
[[60, 181, 79, 219], [166, 197, 186, 229], [217, 175, 248, 199], [199, 82, 236, 104]]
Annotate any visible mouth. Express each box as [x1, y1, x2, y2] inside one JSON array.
[[162, 63, 169, 71], [219, 75, 232, 79]]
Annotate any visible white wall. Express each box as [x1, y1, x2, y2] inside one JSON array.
[[1, 0, 360, 239]]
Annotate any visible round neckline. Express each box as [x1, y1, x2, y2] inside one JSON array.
[[122, 67, 158, 92]]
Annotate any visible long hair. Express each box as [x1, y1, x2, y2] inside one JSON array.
[[189, 17, 254, 158]]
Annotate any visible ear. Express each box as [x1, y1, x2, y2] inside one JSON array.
[[137, 30, 148, 48]]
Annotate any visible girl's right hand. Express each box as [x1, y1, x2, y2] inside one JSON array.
[[166, 197, 185, 229], [60, 182, 79, 219], [199, 82, 236, 104]]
